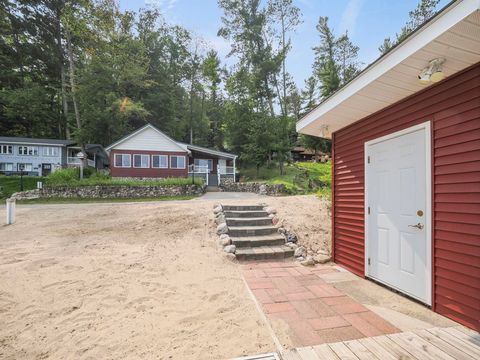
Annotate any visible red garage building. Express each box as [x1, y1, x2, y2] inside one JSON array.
[[297, 0, 479, 331]]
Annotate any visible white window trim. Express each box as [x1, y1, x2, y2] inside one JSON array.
[[0, 145, 13, 155], [114, 153, 131, 168], [170, 155, 186, 169], [0, 163, 14, 171], [42, 147, 59, 157], [18, 146, 38, 156], [17, 163, 33, 172], [133, 154, 150, 168], [364, 121, 432, 306], [152, 155, 168, 169]]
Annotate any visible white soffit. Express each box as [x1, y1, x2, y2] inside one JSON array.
[[297, 0, 480, 138]]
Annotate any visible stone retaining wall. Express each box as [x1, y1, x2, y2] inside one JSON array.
[[11, 184, 205, 200], [219, 178, 286, 196]]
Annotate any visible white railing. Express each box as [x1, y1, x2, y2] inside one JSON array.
[[67, 157, 95, 168], [67, 157, 81, 165], [188, 164, 210, 174], [218, 166, 235, 175]]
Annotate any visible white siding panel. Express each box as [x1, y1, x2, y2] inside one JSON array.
[[113, 127, 185, 152]]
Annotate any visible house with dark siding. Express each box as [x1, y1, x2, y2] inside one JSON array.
[[297, 0, 479, 332], [105, 123, 237, 186]]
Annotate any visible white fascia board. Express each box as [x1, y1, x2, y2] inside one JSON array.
[[296, 0, 480, 134], [105, 123, 190, 154], [1, 141, 70, 147]]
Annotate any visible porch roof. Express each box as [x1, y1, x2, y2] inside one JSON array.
[[296, 0, 480, 139], [178, 143, 237, 160]]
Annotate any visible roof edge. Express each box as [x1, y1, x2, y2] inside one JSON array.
[[296, 0, 479, 137]]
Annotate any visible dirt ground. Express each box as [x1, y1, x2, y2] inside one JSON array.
[[0, 195, 329, 359]]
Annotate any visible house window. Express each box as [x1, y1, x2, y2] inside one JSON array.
[[42, 147, 59, 157], [0, 145, 12, 154], [194, 159, 213, 171], [0, 163, 13, 171], [114, 154, 131, 167], [17, 163, 33, 172], [170, 155, 186, 169], [152, 155, 168, 168], [133, 154, 150, 168], [18, 146, 38, 156]]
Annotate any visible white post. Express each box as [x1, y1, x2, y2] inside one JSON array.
[[6, 198, 15, 225], [233, 157, 236, 182]]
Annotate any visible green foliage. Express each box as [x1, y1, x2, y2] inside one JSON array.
[[240, 161, 331, 198], [379, 0, 440, 54], [44, 168, 203, 187], [0, 176, 42, 199]]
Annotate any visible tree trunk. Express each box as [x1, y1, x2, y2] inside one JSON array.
[[65, 28, 81, 132], [55, 7, 70, 139]]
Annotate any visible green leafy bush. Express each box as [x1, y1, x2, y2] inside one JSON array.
[[44, 168, 203, 187]]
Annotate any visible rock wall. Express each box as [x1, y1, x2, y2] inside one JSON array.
[[11, 185, 205, 200], [219, 178, 286, 196]]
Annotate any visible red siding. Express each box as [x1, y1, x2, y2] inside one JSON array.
[[110, 149, 188, 178], [332, 62, 480, 331]]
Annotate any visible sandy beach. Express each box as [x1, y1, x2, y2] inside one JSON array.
[[0, 195, 329, 359]]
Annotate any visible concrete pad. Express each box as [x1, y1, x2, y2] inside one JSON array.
[[316, 271, 360, 283], [365, 305, 439, 332]]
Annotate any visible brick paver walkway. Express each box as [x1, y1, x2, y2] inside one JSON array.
[[242, 261, 399, 347]]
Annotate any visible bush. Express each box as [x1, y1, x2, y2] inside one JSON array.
[[44, 168, 203, 187]]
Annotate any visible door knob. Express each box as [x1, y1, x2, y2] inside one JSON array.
[[409, 223, 424, 230]]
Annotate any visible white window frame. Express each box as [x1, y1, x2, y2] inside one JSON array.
[[152, 155, 168, 169], [0, 163, 13, 171], [42, 147, 59, 157], [170, 155, 186, 169], [17, 163, 33, 172], [0, 145, 12, 155], [133, 154, 150, 168], [114, 153, 131, 168], [18, 146, 38, 156]]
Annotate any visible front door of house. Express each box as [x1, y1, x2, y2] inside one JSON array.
[[366, 123, 431, 305], [41, 163, 52, 176]]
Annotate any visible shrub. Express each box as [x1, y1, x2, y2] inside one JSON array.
[[44, 168, 203, 187]]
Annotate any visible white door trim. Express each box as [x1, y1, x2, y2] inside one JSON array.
[[364, 121, 432, 305]]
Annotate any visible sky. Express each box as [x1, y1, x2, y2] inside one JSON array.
[[118, 0, 450, 88]]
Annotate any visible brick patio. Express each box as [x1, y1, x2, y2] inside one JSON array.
[[242, 261, 399, 347]]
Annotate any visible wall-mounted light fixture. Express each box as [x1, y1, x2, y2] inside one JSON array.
[[418, 58, 446, 84]]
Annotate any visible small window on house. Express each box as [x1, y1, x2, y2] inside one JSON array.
[[133, 154, 150, 168], [18, 146, 38, 156], [114, 154, 131, 167], [152, 155, 168, 168], [0, 145, 12, 154], [0, 163, 13, 171], [42, 147, 59, 157], [170, 155, 186, 169], [17, 163, 33, 172]]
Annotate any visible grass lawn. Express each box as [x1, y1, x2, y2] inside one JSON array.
[[0, 176, 42, 199], [16, 195, 198, 204], [239, 161, 331, 198]]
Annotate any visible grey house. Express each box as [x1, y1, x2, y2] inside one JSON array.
[[0, 137, 108, 176]]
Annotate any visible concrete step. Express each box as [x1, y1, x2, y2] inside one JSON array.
[[231, 234, 286, 248], [224, 210, 268, 218], [222, 205, 264, 211], [235, 245, 294, 261], [228, 225, 278, 237], [226, 217, 272, 227]]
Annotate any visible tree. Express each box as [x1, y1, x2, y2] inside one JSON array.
[[313, 16, 360, 99], [379, 0, 440, 54]]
